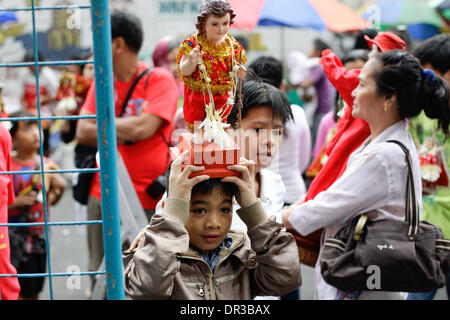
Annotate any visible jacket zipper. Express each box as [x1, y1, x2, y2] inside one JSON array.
[[209, 273, 216, 300], [179, 255, 214, 299], [196, 283, 205, 297], [211, 236, 246, 296]]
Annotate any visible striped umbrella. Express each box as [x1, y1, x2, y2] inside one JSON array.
[[229, 0, 368, 32], [360, 0, 445, 28]]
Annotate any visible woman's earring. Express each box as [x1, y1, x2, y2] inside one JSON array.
[[384, 105, 388, 113]]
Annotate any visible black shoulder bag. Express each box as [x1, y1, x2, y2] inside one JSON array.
[[320, 140, 450, 292], [73, 68, 151, 205]]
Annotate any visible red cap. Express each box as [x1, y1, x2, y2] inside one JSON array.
[[364, 32, 407, 52]]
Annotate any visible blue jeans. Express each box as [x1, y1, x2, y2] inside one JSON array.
[[407, 274, 450, 300], [281, 288, 300, 300]]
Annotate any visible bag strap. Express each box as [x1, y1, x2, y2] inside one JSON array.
[[118, 68, 151, 118], [119, 68, 152, 146], [386, 140, 419, 238]]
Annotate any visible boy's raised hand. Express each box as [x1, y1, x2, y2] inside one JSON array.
[[221, 158, 257, 209], [168, 150, 210, 203]]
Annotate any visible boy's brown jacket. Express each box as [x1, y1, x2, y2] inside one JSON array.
[[123, 199, 302, 300]]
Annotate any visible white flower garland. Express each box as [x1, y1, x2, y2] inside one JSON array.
[[195, 33, 241, 148]]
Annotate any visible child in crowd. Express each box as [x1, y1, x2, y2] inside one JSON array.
[[123, 151, 301, 299], [7, 110, 66, 300], [177, 0, 247, 145]]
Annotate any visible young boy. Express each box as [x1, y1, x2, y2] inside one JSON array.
[[7, 110, 66, 300], [123, 151, 301, 300]]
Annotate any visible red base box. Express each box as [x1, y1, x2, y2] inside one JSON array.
[[170, 133, 241, 178]]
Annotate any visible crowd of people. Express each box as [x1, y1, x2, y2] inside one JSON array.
[[0, 0, 449, 301]]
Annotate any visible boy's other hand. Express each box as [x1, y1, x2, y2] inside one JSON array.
[[281, 205, 296, 230], [168, 150, 209, 203], [222, 158, 257, 209]]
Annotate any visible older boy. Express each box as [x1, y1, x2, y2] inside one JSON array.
[[226, 79, 293, 230], [123, 151, 301, 299]]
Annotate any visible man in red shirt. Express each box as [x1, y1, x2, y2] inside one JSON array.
[[76, 11, 178, 293], [0, 125, 21, 300]]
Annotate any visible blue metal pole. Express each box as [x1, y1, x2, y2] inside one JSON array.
[[90, 0, 124, 300], [30, 0, 54, 300]]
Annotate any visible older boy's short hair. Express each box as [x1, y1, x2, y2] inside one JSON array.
[[248, 56, 283, 89], [9, 110, 38, 138], [227, 78, 293, 128]]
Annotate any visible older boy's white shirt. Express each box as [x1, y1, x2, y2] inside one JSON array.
[[230, 168, 286, 231], [268, 105, 311, 204], [231, 168, 286, 301], [287, 120, 421, 300]]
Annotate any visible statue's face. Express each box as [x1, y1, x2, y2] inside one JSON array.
[[204, 13, 231, 43]]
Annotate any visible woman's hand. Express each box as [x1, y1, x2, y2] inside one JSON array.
[[221, 158, 257, 209], [293, 195, 306, 206], [168, 150, 210, 203], [282, 194, 306, 230], [281, 205, 296, 230]]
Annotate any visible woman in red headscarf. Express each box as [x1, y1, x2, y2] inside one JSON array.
[[290, 32, 407, 268], [306, 32, 407, 202]]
